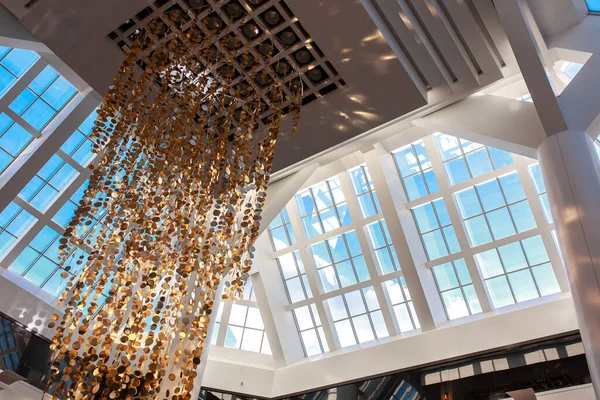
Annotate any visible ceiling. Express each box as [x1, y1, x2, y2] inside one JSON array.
[[0, 0, 519, 173]]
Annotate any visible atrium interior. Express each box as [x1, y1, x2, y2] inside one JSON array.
[[0, 0, 600, 399]]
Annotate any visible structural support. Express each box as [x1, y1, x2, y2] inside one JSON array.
[[538, 131, 600, 399]]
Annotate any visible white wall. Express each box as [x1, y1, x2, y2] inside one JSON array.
[[203, 295, 579, 398], [536, 384, 596, 400]]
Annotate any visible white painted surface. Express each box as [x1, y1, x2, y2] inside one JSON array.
[[539, 131, 600, 400], [536, 384, 596, 400]]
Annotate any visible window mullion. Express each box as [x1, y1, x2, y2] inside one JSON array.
[[422, 135, 493, 313]]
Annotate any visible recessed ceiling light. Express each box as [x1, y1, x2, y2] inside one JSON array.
[[188, 0, 206, 8], [275, 61, 290, 76], [264, 10, 281, 26], [226, 3, 244, 18], [243, 23, 260, 38], [279, 31, 296, 45], [307, 67, 323, 82], [206, 16, 222, 30], [294, 49, 311, 64], [259, 42, 274, 56]]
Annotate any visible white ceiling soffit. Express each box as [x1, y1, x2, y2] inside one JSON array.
[[1, 0, 518, 172]]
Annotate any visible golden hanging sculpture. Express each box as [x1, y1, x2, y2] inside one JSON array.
[[45, 8, 302, 399]]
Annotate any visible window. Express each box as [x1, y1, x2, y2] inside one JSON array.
[[0, 202, 37, 258], [517, 94, 533, 103], [8, 227, 89, 295], [432, 259, 482, 320], [383, 277, 420, 332], [475, 235, 561, 308], [296, 176, 351, 238], [52, 179, 88, 228], [455, 173, 536, 247], [278, 251, 312, 303], [0, 114, 34, 175], [0, 47, 39, 98], [19, 155, 79, 212], [224, 303, 271, 354], [267, 207, 295, 251], [366, 220, 401, 274], [9, 65, 77, 131], [293, 304, 328, 356], [349, 164, 380, 218], [412, 199, 460, 260], [311, 231, 369, 292], [433, 133, 513, 185], [326, 286, 388, 347], [60, 110, 97, 166], [529, 163, 552, 223], [559, 61, 583, 81], [586, 0, 600, 13], [242, 278, 257, 302], [393, 139, 439, 201], [210, 302, 224, 346]]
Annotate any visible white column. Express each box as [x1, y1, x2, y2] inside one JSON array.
[[538, 130, 600, 398]]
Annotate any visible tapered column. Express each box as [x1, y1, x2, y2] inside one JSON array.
[[538, 131, 600, 398]]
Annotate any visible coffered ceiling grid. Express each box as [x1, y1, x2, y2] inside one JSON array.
[[106, 0, 346, 122]]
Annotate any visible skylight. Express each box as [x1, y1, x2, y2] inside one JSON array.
[[586, 0, 600, 13]]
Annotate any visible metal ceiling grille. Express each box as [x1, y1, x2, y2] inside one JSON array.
[[107, 0, 345, 114]]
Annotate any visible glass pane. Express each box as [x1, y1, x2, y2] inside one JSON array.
[[311, 241, 331, 267], [336, 260, 358, 287], [286, 277, 306, 303], [455, 188, 482, 219], [303, 214, 322, 238], [443, 227, 461, 254], [23, 257, 56, 286], [414, 140, 431, 169], [368, 222, 386, 248], [334, 319, 356, 347], [313, 183, 332, 210], [241, 329, 263, 352], [319, 267, 339, 292], [385, 279, 405, 304], [441, 288, 469, 319], [498, 241, 528, 272], [10, 89, 36, 115], [522, 235, 549, 265], [245, 308, 264, 330], [412, 203, 439, 233], [433, 199, 451, 226], [532, 263, 561, 296], [279, 253, 298, 279], [22, 99, 56, 130], [394, 145, 419, 177], [0, 123, 32, 156], [294, 306, 314, 330], [328, 235, 349, 262], [465, 215, 492, 246], [435, 134, 461, 161], [529, 164, 545, 194], [296, 190, 314, 216], [477, 180, 505, 212], [466, 148, 493, 177], [540, 193, 553, 223], [301, 329, 321, 356], [1, 49, 38, 76], [499, 173, 526, 203], [487, 208, 516, 240], [423, 169, 439, 194], [454, 259, 472, 285], [393, 303, 415, 332], [345, 290, 366, 316], [486, 276, 515, 308], [350, 167, 368, 194], [508, 269, 539, 303], [403, 173, 428, 201], [463, 284, 482, 314], [320, 207, 340, 232], [358, 194, 377, 217], [337, 203, 352, 226], [352, 314, 375, 343], [41, 76, 76, 109], [8, 247, 39, 275], [29, 66, 59, 94], [433, 262, 459, 291], [370, 310, 389, 338], [345, 230, 362, 257], [362, 286, 379, 311], [445, 157, 471, 185], [509, 201, 537, 232], [329, 178, 345, 204], [353, 256, 370, 281], [229, 304, 248, 326], [0, 68, 16, 97], [488, 147, 513, 169], [375, 248, 395, 275], [476, 249, 504, 279], [422, 230, 448, 260]]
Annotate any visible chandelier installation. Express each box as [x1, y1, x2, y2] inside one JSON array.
[[45, 6, 302, 399]]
